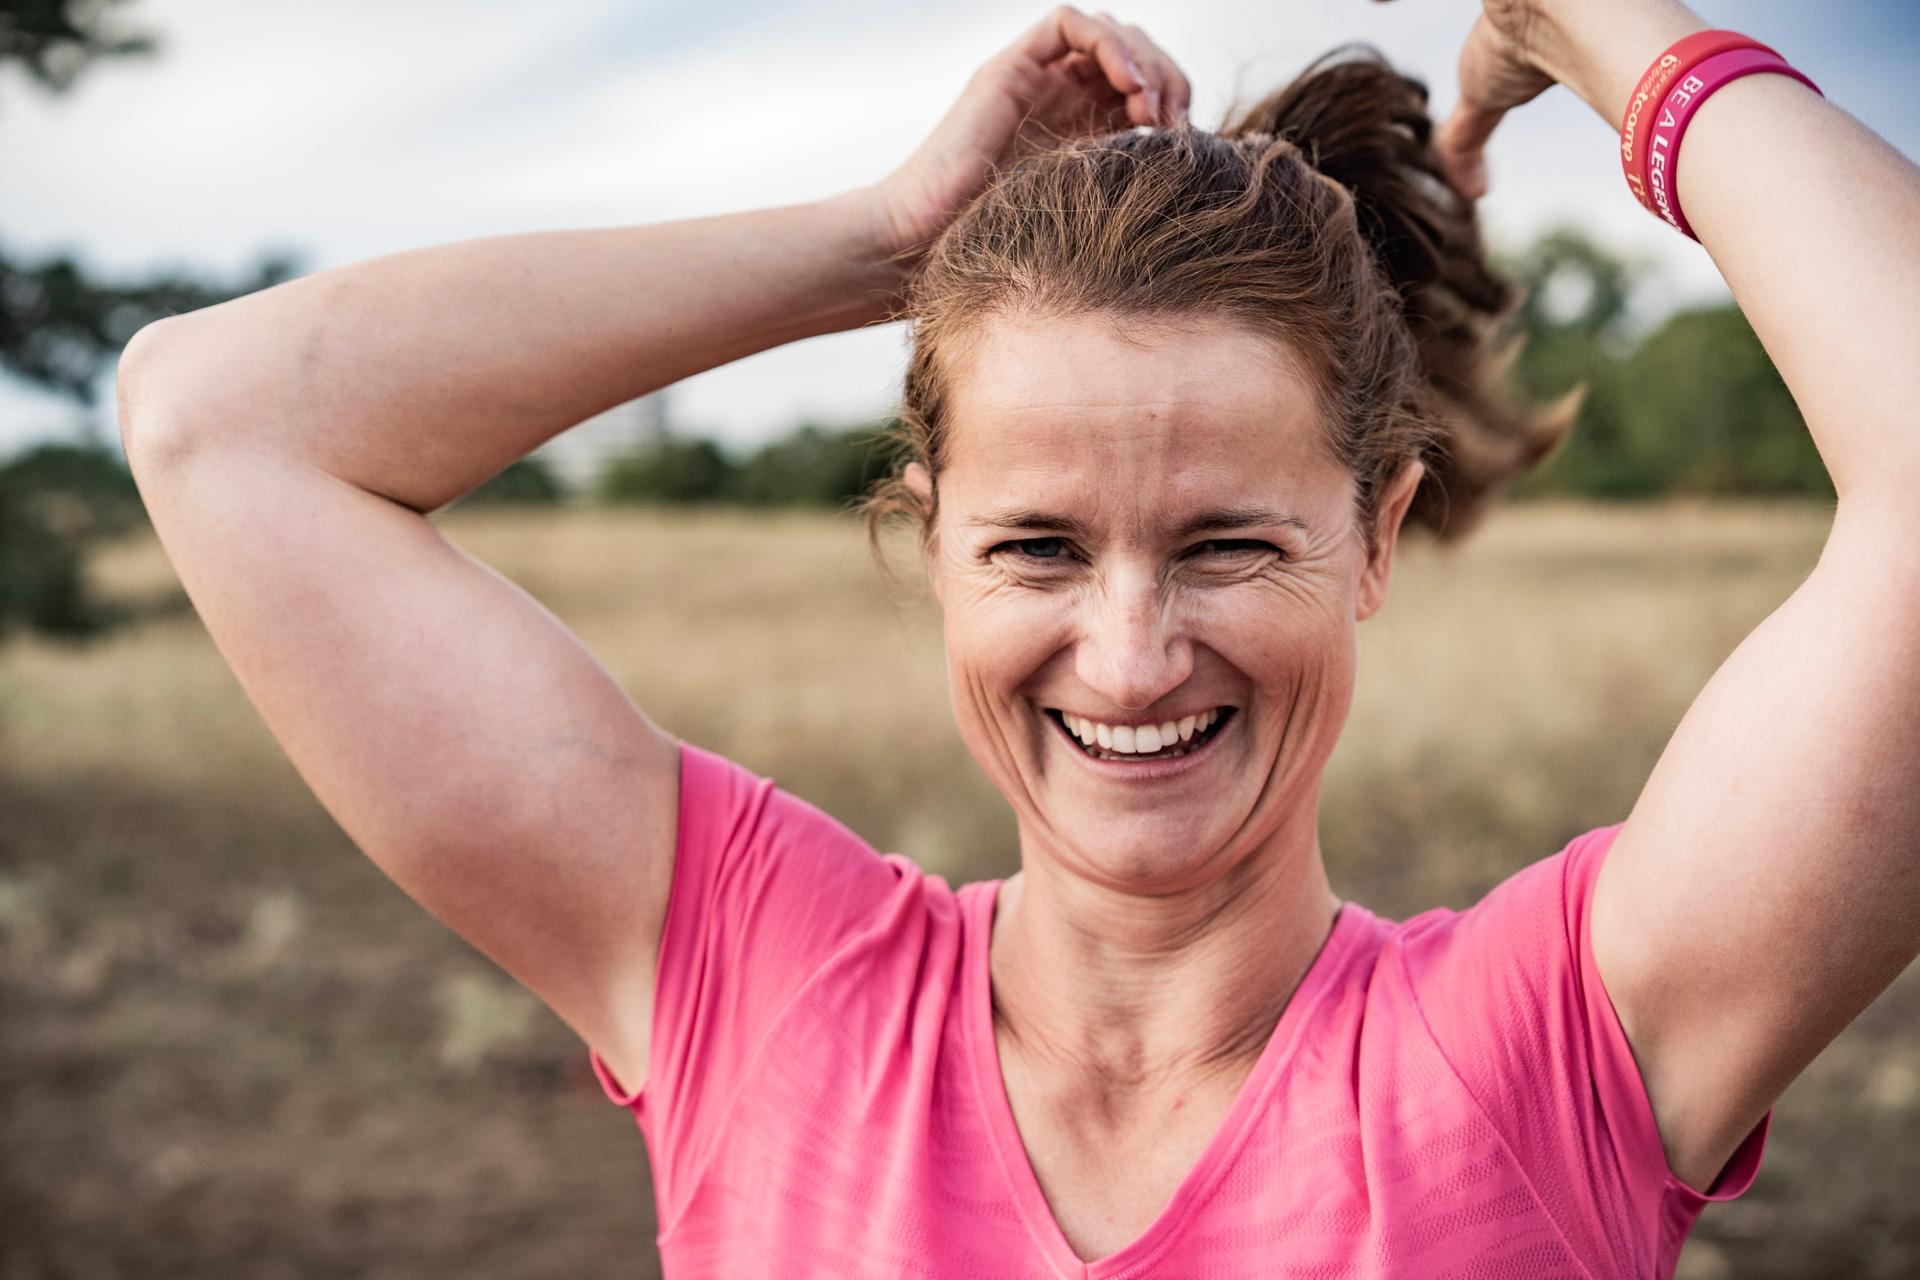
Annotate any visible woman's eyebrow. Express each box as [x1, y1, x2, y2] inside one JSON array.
[[965, 507, 1097, 537], [967, 504, 1308, 538], [1171, 505, 1310, 537]]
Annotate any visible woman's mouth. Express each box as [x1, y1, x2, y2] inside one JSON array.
[[1045, 705, 1235, 762]]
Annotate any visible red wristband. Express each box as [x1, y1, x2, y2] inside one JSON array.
[[1619, 29, 1779, 214], [1645, 48, 1822, 242]]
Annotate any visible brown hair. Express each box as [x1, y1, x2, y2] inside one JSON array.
[[854, 44, 1575, 569]]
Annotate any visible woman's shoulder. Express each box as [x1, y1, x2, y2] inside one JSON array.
[[670, 738, 974, 987], [1339, 823, 1733, 1238], [1373, 821, 1625, 956], [1321, 822, 1639, 1106]]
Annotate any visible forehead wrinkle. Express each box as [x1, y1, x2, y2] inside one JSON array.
[[962, 412, 1207, 488], [955, 395, 1279, 448], [965, 495, 1312, 542], [943, 313, 1313, 438]]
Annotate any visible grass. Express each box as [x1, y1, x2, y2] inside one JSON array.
[[3, 497, 1915, 1278]]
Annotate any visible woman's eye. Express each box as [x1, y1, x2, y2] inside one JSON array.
[[997, 537, 1071, 561], [1195, 539, 1282, 560], [989, 538, 1282, 567]]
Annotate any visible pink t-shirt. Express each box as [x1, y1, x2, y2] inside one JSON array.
[[588, 741, 1770, 1278]]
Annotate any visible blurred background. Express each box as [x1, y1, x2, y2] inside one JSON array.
[[3, 0, 1917, 1276]]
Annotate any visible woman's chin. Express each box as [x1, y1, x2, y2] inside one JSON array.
[[1052, 821, 1229, 894]]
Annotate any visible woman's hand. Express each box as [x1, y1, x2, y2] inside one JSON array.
[[863, 6, 1191, 266], [1377, 0, 1565, 201]]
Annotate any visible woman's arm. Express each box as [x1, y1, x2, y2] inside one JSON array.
[[117, 5, 1189, 1098], [1434, 0, 1920, 1194], [116, 190, 912, 1094], [124, 190, 906, 513]]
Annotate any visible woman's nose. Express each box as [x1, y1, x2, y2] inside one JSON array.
[[1072, 570, 1193, 714]]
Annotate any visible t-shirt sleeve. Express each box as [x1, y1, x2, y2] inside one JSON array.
[[586, 740, 910, 1215], [1398, 821, 1771, 1261]]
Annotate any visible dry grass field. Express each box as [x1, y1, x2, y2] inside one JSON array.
[[3, 498, 1916, 1278]]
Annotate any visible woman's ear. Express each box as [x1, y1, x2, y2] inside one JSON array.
[[904, 461, 933, 506], [1355, 458, 1424, 621]]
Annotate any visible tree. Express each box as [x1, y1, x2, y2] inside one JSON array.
[[0, 246, 298, 413], [0, 439, 144, 637], [0, 0, 154, 92], [1617, 306, 1830, 498], [726, 422, 894, 508], [1501, 226, 1826, 502], [449, 456, 564, 508], [597, 437, 737, 504], [0, 0, 305, 637]]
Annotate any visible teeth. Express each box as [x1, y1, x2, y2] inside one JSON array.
[[1056, 706, 1229, 755]]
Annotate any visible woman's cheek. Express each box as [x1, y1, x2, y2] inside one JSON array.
[[945, 573, 1069, 696], [952, 569, 1068, 639], [1192, 577, 1341, 672]]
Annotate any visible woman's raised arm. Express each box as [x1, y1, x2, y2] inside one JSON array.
[[113, 191, 910, 1096], [115, 6, 1187, 1099], [121, 192, 907, 512], [1424, 0, 1920, 1194]]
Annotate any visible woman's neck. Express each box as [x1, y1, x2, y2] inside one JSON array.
[[989, 804, 1344, 1094]]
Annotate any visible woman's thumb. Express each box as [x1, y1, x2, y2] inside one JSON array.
[[1437, 105, 1494, 201]]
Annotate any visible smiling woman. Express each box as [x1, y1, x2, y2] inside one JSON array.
[[871, 309, 1427, 902], [112, 0, 1920, 1275]]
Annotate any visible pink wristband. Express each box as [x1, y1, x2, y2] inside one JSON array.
[[1619, 30, 1779, 215], [1645, 47, 1822, 242]]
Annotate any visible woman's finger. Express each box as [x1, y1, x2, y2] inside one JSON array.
[[1440, 12, 1555, 199], [1441, 16, 1504, 200], [1017, 8, 1148, 93], [1057, 49, 1106, 88], [1083, 10, 1160, 124], [1057, 49, 1130, 132], [1000, 6, 1193, 129], [1437, 102, 1500, 201], [1109, 17, 1191, 123]]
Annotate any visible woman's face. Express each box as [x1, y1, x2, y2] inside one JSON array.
[[909, 311, 1422, 894]]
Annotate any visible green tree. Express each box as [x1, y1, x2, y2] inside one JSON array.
[[726, 422, 894, 508], [0, 246, 298, 416], [1501, 226, 1824, 502], [1502, 228, 1650, 498], [450, 456, 564, 508], [0, 440, 144, 637], [597, 437, 737, 504], [1, 0, 300, 638], [1617, 306, 1830, 498]]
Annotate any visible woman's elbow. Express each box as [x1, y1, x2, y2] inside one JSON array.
[[118, 315, 216, 475]]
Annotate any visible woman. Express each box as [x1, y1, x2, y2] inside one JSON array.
[[116, 0, 1919, 1274]]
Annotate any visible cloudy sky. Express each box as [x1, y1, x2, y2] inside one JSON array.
[[4, 0, 1916, 458]]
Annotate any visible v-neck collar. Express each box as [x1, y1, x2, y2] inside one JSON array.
[[959, 877, 1365, 1279]]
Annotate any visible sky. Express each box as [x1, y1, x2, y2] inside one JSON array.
[[3, 0, 1916, 459]]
